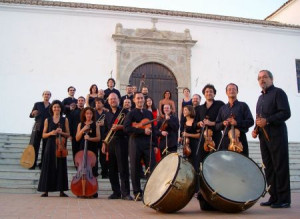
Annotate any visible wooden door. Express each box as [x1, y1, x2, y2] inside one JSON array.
[[129, 62, 178, 112]]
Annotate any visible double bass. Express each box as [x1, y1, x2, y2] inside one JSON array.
[[71, 129, 98, 197]]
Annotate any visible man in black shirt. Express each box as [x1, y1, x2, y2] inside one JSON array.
[[104, 78, 121, 108], [69, 96, 85, 165], [124, 92, 157, 201], [141, 86, 149, 101], [120, 84, 134, 109], [62, 86, 77, 118], [29, 90, 51, 169], [253, 70, 291, 208], [197, 84, 225, 162], [102, 93, 132, 200], [216, 83, 254, 157]]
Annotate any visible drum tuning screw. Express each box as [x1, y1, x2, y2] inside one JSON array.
[[144, 167, 150, 176], [211, 191, 217, 200], [143, 202, 151, 207], [134, 192, 141, 202]]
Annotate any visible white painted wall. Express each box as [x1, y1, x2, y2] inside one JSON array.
[[0, 4, 300, 141], [267, 0, 300, 25]]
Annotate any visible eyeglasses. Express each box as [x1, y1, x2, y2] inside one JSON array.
[[258, 75, 269, 81]]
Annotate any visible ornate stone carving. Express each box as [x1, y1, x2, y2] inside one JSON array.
[[112, 22, 197, 112]]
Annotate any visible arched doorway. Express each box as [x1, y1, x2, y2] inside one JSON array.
[[129, 62, 178, 113]]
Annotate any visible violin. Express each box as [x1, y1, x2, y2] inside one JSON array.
[[71, 129, 98, 197], [253, 114, 270, 142], [132, 118, 159, 129], [203, 127, 215, 152], [227, 114, 243, 153], [182, 126, 191, 156], [159, 117, 169, 132], [56, 123, 68, 158]]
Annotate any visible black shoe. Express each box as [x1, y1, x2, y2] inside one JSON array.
[[108, 193, 121, 199], [102, 174, 108, 179], [93, 192, 98, 198], [122, 195, 133, 201], [60, 192, 68, 197], [270, 202, 290, 208], [41, 193, 48, 197], [260, 201, 275, 206], [38, 163, 42, 170]]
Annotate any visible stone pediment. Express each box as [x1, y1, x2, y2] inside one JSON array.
[[113, 23, 197, 45]]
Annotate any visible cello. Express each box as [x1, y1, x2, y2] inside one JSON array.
[[71, 129, 98, 197]]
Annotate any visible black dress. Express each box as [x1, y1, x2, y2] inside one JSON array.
[[37, 117, 68, 192], [88, 96, 96, 108]]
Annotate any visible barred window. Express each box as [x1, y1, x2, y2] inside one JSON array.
[[296, 60, 300, 93]]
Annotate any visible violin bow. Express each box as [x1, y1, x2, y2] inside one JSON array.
[[217, 125, 228, 151], [162, 135, 168, 155], [196, 125, 205, 156]]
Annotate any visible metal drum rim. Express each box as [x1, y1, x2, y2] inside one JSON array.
[[143, 153, 181, 207], [201, 150, 266, 204]]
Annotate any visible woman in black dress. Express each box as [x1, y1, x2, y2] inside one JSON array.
[[157, 104, 179, 157], [181, 105, 200, 193], [181, 105, 200, 171], [38, 100, 70, 197], [75, 107, 100, 197], [86, 84, 98, 108]]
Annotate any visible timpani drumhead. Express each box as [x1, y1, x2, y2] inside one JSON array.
[[202, 151, 265, 203], [143, 153, 179, 205]]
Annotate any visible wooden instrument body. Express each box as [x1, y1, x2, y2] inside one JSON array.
[[71, 140, 98, 197], [56, 135, 68, 158], [228, 126, 243, 153], [203, 129, 215, 152], [183, 136, 191, 157], [132, 118, 152, 129], [20, 144, 35, 168]]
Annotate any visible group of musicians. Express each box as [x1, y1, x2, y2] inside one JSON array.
[[29, 70, 291, 209]]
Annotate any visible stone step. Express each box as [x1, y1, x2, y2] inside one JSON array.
[[0, 158, 78, 169], [0, 184, 113, 195]]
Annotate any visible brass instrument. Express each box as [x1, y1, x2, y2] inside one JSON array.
[[96, 114, 106, 123], [103, 108, 125, 146]]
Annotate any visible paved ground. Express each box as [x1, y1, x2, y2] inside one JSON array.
[[0, 192, 299, 219]]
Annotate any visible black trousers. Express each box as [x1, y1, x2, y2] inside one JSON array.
[[108, 136, 130, 196], [219, 132, 249, 157], [129, 136, 155, 195], [187, 138, 201, 193], [98, 144, 108, 177], [32, 129, 47, 167], [71, 137, 80, 166], [259, 125, 291, 204]]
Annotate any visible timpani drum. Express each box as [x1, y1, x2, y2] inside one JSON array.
[[199, 151, 266, 213], [143, 153, 196, 213]]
